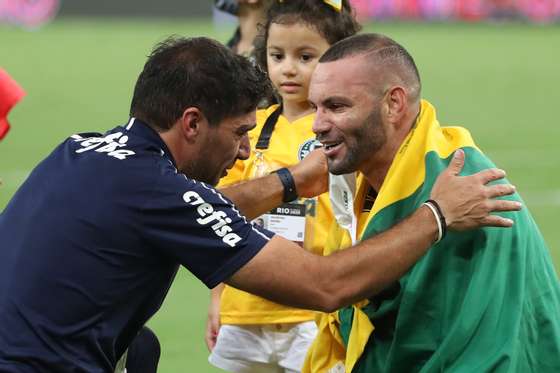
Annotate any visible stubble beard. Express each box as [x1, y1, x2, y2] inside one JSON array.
[[181, 158, 220, 186], [328, 108, 387, 175]]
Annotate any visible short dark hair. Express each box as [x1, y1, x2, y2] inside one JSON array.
[[254, 0, 361, 74], [319, 33, 422, 99], [130, 36, 270, 130]]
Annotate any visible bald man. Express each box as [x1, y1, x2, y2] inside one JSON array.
[[304, 33, 560, 373]]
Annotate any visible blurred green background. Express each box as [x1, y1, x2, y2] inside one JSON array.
[[1, 19, 559, 372]]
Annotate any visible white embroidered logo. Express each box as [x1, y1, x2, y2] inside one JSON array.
[[298, 138, 322, 161], [183, 190, 242, 247], [71, 132, 136, 160]]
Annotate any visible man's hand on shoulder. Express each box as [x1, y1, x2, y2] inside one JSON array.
[[431, 149, 522, 231]]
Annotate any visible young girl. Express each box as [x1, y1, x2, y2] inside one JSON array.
[[207, 1, 361, 372]]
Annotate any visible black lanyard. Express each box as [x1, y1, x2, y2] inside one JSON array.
[[255, 105, 283, 150]]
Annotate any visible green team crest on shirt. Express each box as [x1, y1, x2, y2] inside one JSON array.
[[298, 138, 322, 161], [296, 139, 321, 218]]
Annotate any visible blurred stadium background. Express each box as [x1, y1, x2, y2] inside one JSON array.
[[1, 0, 559, 371]]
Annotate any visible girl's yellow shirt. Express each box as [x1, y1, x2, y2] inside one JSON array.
[[218, 105, 334, 324]]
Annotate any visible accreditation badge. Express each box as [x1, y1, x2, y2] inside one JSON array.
[[250, 153, 307, 246], [256, 203, 306, 246], [250, 139, 321, 249]]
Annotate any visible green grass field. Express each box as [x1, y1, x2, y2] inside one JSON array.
[[1, 18, 559, 372]]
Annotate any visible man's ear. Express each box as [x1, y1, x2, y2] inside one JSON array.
[[179, 107, 207, 143], [385, 86, 407, 123]]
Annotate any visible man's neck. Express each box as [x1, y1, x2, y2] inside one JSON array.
[[361, 107, 420, 191], [361, 140, 403, 192], [158, 125, 186, 172]]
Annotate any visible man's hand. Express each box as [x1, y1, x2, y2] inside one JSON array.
[[205, 284, 223, 352], [220, 149, 327, 219], [290, 148, 328, 198], [431, 149, 522, 230]]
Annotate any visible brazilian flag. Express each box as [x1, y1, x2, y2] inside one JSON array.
[[304, 100, 560, 373]]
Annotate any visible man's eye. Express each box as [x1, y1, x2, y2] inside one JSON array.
[[329, 103, 344, 110]]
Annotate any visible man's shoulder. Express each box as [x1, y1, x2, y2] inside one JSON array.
[[67, 125, 171, 166], [53, 126, 182, 201], [68, 126, 147, 161]]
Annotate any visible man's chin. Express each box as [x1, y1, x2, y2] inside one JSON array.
[[329, 169, 345, 176], [327, 160, 354, 175], [180, 165, 221, 186], [195, 173, 221, 186]]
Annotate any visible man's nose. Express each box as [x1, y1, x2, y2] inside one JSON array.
[[312, 109, 330, 137], [238, 134, 251, 161]]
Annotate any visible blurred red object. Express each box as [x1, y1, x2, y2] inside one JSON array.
[[0, 68, 26, 140]]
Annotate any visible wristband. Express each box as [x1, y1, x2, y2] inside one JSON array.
[[423, 199, 447, 243], [274, 167, 298, 203]]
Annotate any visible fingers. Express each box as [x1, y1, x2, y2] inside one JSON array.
[[292, 148, 329, 198], [480, 215, 514, 227], [476, 167, 507, 184], [205, 329, 218, 352], [205, 335, 213, 352], [486, 199, 523, 212], [484, 183, 516, 198], [446, 149, 465, 176]]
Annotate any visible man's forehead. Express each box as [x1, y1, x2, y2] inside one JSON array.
[[230, 110, 256, 122], [229, 110, 257, 128], [310, 57, 372, 99], [240, 110, 257, 121]]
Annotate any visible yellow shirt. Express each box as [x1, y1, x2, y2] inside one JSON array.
[[218, 105, 334, 325]]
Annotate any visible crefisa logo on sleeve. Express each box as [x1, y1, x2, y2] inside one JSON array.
[[72, 132, 135, 160], [183, 191, 242, 247]]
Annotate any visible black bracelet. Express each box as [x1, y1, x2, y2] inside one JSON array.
[[425, 199, 447, 240], [274, 168, 298, 203]]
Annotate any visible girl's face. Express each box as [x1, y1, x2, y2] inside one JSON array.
[[266, 21, 331, 107]]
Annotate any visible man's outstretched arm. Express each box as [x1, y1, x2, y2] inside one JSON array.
[[226, 150, 521, 312], [219, 149, 328, 220]]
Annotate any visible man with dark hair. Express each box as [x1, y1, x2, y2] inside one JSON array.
[[0, 36, 519, 372], [130, 36, 269, 130], [123, 35, 272, 373], [304, 33, 560, 373]]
